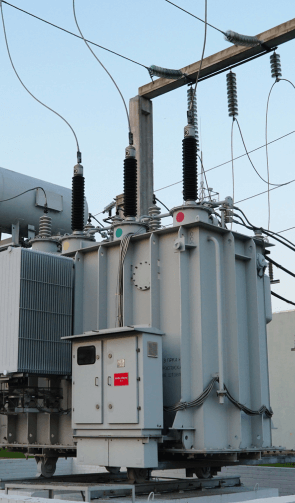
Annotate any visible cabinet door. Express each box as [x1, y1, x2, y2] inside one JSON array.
[[105, 337, 138, 424], [72, 341, 102, 424]]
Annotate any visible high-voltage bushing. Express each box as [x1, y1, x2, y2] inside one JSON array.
[[270, 52, 282, 80], [123, 146, 137, 218], [226, 71, 238, 118], [71, 163, 85, 232], [38, 214, 52, 238], [187, 86, 199, 149], [183, 124, 197, 202]]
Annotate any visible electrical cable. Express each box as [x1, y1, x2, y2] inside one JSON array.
[[0, 187, 47, 205], [266, 77, 295, 230], [233, 206, 295, 248], [164, 376, 272, 417], [271, 291, 295, 307], [235, 118, 286, 187], [197, 153, 211, 201], [1, 0, 148, 70], [154, 196, 170, 213], [231, 119, 235, 204], [189, 0, 207, 111], [232, 218, 295, 253], [265, 81, 277, 230], [88, 213, 104, 228], [235, 180, 295, 205], [154, 129, 295, 193], [164, 0, 265, 49], [164, 0, 225, 35], [0, 1, 80, 157], [265, 256, 295, 279], [277, 226, 295, 234], [73, 0, 131, 137]]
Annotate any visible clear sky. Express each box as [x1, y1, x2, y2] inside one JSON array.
[[0, 0, 294, 312]]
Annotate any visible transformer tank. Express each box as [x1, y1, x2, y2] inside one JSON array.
[[65, 205, 273, 470]]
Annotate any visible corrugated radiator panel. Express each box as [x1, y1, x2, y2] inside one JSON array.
[[18, 249, 73, 374]]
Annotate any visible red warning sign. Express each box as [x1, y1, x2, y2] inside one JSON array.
[[114, 372, 129, 386]]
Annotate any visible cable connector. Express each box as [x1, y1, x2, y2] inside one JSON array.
[[128, 132, 134, 146], [77, 151, 82, 164]]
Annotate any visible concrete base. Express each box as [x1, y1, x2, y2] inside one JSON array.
[[221, 466, 295, 497]]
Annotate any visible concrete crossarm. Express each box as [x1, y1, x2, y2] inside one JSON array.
[[139, 18, 295, 99]]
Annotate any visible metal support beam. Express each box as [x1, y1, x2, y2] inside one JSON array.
[[129, 96, 153, 217], [139, 18, 295, 99]]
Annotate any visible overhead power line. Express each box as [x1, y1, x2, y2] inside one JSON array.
[[1, 0, 148, 69], [155, 129, 295, 193], [277, 226, 295, 234], [164, 0, 225, 35]]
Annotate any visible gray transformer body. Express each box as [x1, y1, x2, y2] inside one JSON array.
[[66, 209, 273, 467]]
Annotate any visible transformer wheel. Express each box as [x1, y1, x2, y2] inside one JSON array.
[[127, 468, 150, 483], [36, 457, 57, 478], [195, 467, 212, 479], [106, 467, 121, 475]]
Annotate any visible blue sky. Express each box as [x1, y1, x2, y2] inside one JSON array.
[[0, 0, 294, 312]]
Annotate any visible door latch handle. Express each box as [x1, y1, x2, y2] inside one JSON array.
[[108, 376, 112, 386], [95, 377, 99, 386]]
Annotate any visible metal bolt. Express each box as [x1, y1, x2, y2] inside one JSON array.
[[108, 353, 112, 359], [109, 404, 113, 409], [97, 355, 100, 360], [96, 404, 100, 409]]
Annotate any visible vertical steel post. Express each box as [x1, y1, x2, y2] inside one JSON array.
[[129, 96, 154, 217]]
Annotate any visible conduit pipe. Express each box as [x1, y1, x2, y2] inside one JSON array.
[[207, 236, 225, 404]]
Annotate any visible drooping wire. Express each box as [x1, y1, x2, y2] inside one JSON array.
[[265, 52, 295, 230], [189, 0, 207, 111], [153, 195, 170, 213], [0, 1, 80, 157], [231, 120, 235, 206], [1, 0, 148, 70], [0, 187, 47, 205], [72, 0, 131, 137], [235, 118, 289, 187]]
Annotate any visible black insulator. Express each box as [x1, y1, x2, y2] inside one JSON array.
[[226, 71, 238, 118], [270, 52, 282, 80], [71, 175, 85, 231], [123, 157, 137, 217], [182, 136, 197, 201]]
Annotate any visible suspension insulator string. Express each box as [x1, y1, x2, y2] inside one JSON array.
[[270, 52, 282, 81], [226, 71, 238, 118]]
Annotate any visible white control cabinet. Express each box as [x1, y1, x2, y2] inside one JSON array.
[[69, 327, 163, 468]]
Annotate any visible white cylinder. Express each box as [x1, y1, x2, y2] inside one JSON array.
[[0, 167, 88, 237]]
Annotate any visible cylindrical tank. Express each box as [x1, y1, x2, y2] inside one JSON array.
[[0, 167, 88, 237]]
